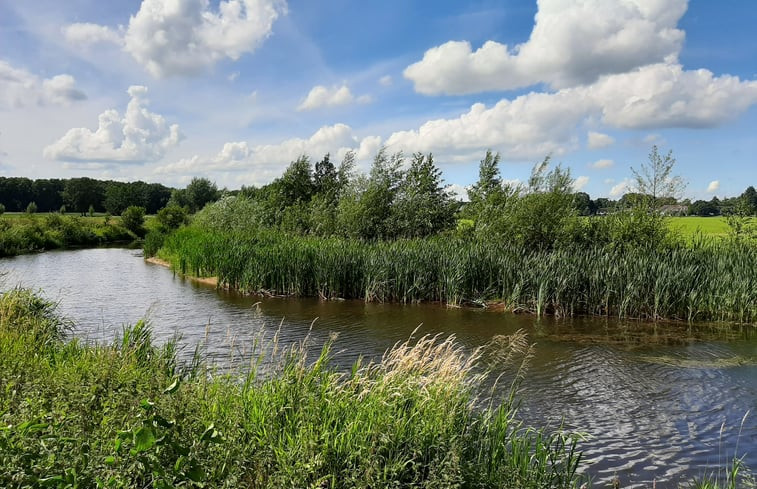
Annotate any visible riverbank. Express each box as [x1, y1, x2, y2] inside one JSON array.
[[153, 226, 757, 324], [0, 287, 585, 488], [0, 213, 135, 257], [145, 255, 219, 287]]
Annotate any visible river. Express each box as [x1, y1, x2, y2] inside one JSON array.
[[2, 247, 755, 487]]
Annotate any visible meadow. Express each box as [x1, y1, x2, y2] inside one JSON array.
[[668, 216, 731, 240], [0, 287, 584, 488]]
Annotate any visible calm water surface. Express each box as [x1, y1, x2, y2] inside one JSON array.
[[2, 248, 756, 487]]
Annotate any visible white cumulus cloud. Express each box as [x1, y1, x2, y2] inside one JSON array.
[[572, 176, 590, 191], [155, 123, 381, 184], [0, 60, 86, 109], [71, 0, 287, 77], [404, 0, 687, 95], [707, 180, 720, 193], [587, 131, 615, 149], [384, 62, 757, 161], [44, 85, 182, 163], [609, 178, 633, 197], [297, 84, 370, 111], [63, 23, 122, 45]]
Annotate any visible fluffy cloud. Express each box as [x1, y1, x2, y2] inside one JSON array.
[[67, 0, 286, 77], [155, 123, 380, 183], [297, 85, 371, 111], [572, 176, 590, 192], [385, 90, 587, 160], [44, 85, 181, 163], [404, 0, 686, 95], [590, 159, 614, 169], [63, 23, 122, 45], [585, 63, 757, 129], [587, 131, 614, 149], [609, 178, 633, 197], [707, 180, 720, 193], [384, 62, 757, 161], [0, 60, 86, 109]]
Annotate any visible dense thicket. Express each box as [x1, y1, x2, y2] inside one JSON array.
[[0, 288, 584, 488]]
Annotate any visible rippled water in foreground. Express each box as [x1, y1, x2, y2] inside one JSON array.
[[2, 247, 755, 487]]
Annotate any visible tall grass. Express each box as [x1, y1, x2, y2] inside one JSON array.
[[0, 288, 584, 488], [157, 227, 757, 324]]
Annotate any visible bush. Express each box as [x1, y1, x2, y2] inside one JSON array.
[[25, 201, 37, 214], [121, 206, 146, 236], [156, 204, 189, 231]]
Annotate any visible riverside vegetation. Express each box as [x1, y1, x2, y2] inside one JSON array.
[[148, 148, 756, 324], [0, 287, 585, 488]]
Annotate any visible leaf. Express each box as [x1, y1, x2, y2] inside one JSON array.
[[163, 377, 181, 394], [105, 455, 116, 466], [134, 426, 156, 452], [140, 399, 155, 411], [186, 462, 205, 482], [200, 424, 223, 444]]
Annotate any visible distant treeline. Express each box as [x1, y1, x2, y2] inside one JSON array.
[[0, 177, 173, 214], [579, 187, 757, 217]]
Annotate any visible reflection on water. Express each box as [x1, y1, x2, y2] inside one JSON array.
[[2, 247, 756, 488]]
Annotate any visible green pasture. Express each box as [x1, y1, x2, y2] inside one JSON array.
[[667, 216, 731, 239]]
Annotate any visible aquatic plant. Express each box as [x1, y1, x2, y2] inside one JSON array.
[[157, 227, 757, 324]]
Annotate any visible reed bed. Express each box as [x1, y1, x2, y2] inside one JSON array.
[[0, 288, 583, 488], [158, 227, 757, 324]]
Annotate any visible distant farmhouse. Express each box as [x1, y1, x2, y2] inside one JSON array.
[[658, 204, 688, 216]]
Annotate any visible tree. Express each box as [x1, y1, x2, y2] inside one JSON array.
[[121, 206, 146, 235], [464, 150, 519, 236], [572, 192, 596, 216], [392, 153, 458, 238], [739, 186, 757, 215], [184, 177, 220, 213], [512, 157, 577, 249], [631, 146, 686, 209], [156, 204, 188, 231], [26, 201, 38, 214], [63, 178, 105, 214]]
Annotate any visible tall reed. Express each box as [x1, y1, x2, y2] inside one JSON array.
[[158, 227, 757, 323]]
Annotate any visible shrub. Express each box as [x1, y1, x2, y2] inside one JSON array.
[[121, 206, 146, 236]]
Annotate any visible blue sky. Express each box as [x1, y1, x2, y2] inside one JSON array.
[[1, 0, 755, 200]]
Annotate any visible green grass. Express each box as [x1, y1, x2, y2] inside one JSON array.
[[0, 288, 585, 488], [156, 226, 757, 324], [668, 217, 731, 240]]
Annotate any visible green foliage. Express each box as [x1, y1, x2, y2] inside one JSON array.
[[392, 152, 458, 238], [121, 206, 146, 235], [0, 214, 133, 257], [156, 204, 189, 231], [184, 177, 221, 213], [25, 201, 37, 214], [0, 289, 586, 489], [0, 203, 4, 216]]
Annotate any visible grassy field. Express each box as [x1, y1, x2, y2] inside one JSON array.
[[668, 216, 731, 239]]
